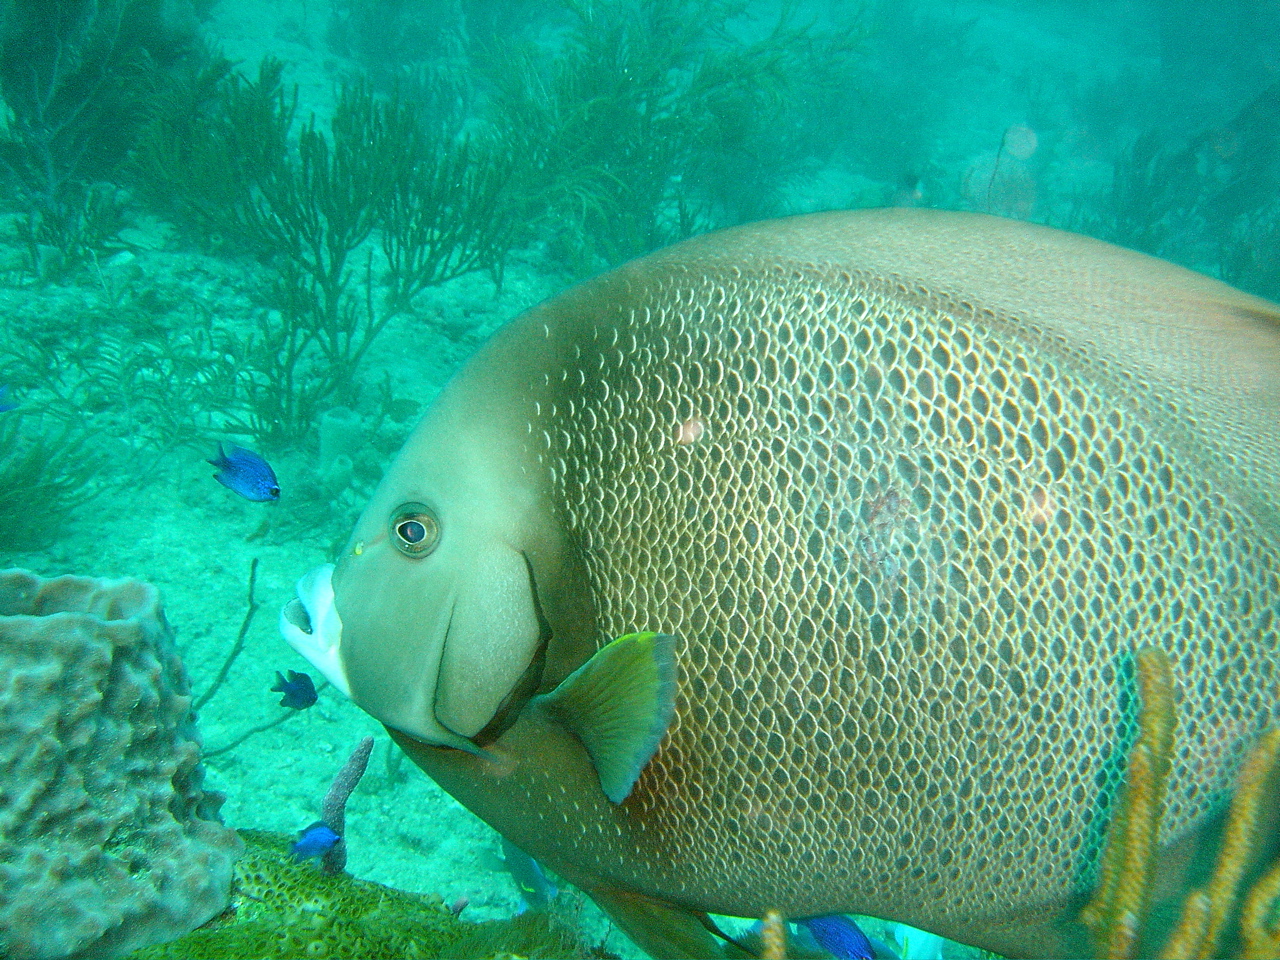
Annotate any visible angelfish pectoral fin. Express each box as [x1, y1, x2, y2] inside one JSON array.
[[535, 631, 677, 804]]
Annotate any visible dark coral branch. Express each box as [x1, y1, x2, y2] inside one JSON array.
[[193, 557, 259, 713], [321, 735, 375, 874], [202, 712, 292, 759]]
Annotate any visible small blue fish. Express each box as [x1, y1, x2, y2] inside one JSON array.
[[0, 385, 16, 413], [799, 914, 875, 960], [208, 444, 280, 501], [291, 821, 340, 862], [272, 669, 318, 709], [501, 837, 558, 912]]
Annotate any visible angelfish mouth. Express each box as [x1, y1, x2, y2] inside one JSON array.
[[279, 563, 352, 696], [282, 598, 312, 635]]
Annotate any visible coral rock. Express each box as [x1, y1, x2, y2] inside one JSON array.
[[0, 569, 242, 959], [130, 830, 609, 960]]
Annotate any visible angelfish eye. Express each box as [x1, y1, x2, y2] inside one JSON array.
[[390, 502, 440, 557]]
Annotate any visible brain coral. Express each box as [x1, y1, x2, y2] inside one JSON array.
[[0, 569, 242, 959], [129, 830, 610, 960]]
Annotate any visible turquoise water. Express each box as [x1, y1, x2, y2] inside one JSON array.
[[1, 1, 1277, 957]]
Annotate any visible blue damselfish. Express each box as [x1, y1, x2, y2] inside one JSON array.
[[799, 915, 874, 960], [272, 669, 318, 709], [208, 444, 280, 502], [291, 821, 340, 862]]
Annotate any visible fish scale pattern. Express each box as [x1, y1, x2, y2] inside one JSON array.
[[534, 259, 1280, 924]]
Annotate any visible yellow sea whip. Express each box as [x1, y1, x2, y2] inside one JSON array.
[[1082, 648, 1280, 959]]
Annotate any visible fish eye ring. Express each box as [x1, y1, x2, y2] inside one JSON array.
[[390, 502, 440, 557]]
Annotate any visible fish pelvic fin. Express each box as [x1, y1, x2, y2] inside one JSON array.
[[536, 631, 676, 804], [585, 886, 747, 960]]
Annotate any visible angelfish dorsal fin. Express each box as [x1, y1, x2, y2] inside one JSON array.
[[536, 631, 677, 804]]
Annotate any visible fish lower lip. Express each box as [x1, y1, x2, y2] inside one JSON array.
[[282, 598, 313, 635], [280, 563, 350, 697]]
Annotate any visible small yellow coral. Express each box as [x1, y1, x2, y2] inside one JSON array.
[[1161, 890, 1210, 958], [1082, 647, 1175, 959], [1239, 860, 1280, 960], [1198, 728, 1280, 956], [760, 909, 788, 960], [1082, 647, 1280, 960]]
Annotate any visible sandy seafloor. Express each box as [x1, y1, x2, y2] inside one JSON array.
[[1, 0, 1275, 957]]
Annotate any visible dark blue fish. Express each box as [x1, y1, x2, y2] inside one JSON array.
[[799, 915, 874, 960], [501, 837, 558, 912], [291, 821, 340, 862], [272, 669, 318, 709], [208, 443, 280, 501], [0, 385, 16, 413]]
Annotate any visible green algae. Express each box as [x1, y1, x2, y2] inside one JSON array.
[[0, 411, 107, 552]]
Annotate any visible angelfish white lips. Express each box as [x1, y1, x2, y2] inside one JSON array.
[[279, 563, 351, 697]]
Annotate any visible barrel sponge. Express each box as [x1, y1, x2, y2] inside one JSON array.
[[0, 569, 243, 959]]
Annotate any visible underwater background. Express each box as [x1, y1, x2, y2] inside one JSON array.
[[0, 0, 1277, 957]]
